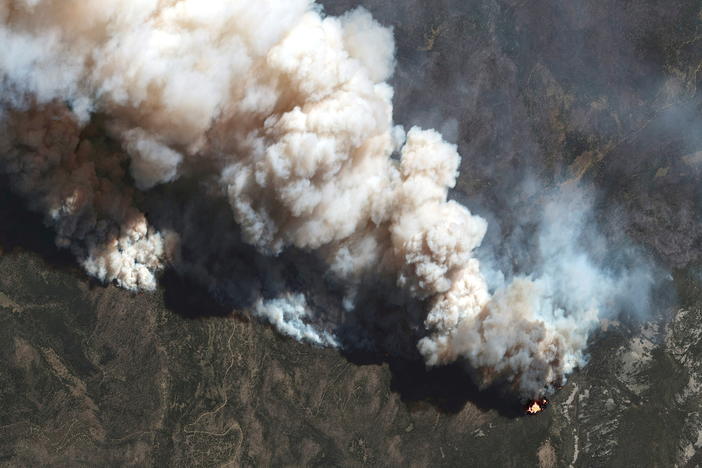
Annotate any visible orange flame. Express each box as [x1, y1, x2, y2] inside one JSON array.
[[525, 399, 549, 414]]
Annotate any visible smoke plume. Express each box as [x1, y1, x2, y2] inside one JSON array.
[[0, 0, 655, 398]]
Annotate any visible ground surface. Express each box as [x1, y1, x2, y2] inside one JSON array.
[[2, 1, 702, 466]]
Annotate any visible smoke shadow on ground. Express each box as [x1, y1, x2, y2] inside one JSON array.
[[342, 349, 524, 418], [160, 268, 237, 319], [0, 184, 77, 269], [142, 181, 528, 416], [143, 181, 347, 325]]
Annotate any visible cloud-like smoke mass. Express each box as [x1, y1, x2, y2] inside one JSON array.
[[0, 0, 656, 398]]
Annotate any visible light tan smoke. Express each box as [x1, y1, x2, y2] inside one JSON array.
[[0, 0, 604, 397]]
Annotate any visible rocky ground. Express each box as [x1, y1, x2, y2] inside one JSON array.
[[2, 0, 702, 466]]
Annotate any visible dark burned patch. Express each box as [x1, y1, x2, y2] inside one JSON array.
[[0, 184, 75, 269]]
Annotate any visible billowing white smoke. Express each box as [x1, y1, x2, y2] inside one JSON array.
[[0, 0, 646, 398], [417, 191, 627, 394], [254, 293, 338, 347]]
